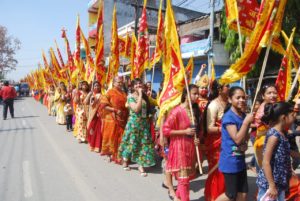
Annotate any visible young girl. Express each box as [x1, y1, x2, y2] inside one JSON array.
[[254, 84, 278, 168], [256, 102, 295, 201], [163, 84, 201, 201], [119, 78, 155, 176], [216, 86, 253, 201]]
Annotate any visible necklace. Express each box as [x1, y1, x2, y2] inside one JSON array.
[[217, 96, 227, 109]]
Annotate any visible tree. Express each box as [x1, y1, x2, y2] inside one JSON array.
[[0, 25, 21, 77]]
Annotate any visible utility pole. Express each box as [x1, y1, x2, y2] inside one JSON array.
[[134, 0, 141, 38], [208, 0, 215, 79]]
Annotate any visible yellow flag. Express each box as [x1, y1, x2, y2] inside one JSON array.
[[106, 4, 119, 86], [157, 0, 186, 125]]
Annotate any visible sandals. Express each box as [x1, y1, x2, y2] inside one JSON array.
[[123, 166, 131, 171], [138, 167, 148, 177]]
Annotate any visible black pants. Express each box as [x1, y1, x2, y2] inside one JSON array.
[[3, 98, 14, 119], [66, 115, 73, 130]]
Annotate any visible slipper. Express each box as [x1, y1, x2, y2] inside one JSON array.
[[123, 166, 130, 171], [162, 183, 168, 189], [168, 191, 174, 200], [138, 167, 147, 177], [140, 172, 148, 177]]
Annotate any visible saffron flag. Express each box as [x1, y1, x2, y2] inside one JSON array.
[[119, 36, 126, 57], [276, 28, 295, 101], [157, 0, 186, 125], [150, 0, 164, 67], [95, 26, 106, 85], [81, 29, 95, 83], [220, 0, 287, 84], [130, 34, 137, 80], [134, 0, 150, 78], [282, 31, 300, 69], [124, 33, 132, 59], [225, 0, 285, 55], [42, 50, 50, 70], [54, 40, 65, 68], [94, 0, 106, 85], [185, 56, 194, 84], [49, 48, 63, 81], [106, 4, 119, 86], [225, 0, 260, 37], [61, 29, 76, 74], [73, 15, 85, 81]]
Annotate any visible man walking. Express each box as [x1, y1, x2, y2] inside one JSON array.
[[0, 81, 17, 120]]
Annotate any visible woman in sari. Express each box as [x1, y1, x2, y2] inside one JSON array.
[[86, 81, 103, 152], [100, 77, 128, 163], [204, 80, 229, 201], [74, 81, 90, 143], [55, 85, 67, 125], [119, 78, 156, 176], [163, 84, 201, 201], [253, 84, 278, 168], [47, 85, 56, 116]]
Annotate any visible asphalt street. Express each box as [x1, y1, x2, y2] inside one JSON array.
[[0, 97, 258, 201]]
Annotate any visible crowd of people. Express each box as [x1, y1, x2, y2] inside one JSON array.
[[29, 67, 300, 201]]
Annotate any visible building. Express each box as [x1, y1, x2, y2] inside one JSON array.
[[87, 0, 229, 92]]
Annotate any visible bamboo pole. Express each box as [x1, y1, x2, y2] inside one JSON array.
[[251, 34, 274, 113], [150, 63, 156, 95], [235, 0, 246, 90], [288, 66, 300, 101]]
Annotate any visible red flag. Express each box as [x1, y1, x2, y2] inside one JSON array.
[[134, 0, 150, 78]]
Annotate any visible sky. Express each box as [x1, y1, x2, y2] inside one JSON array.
[[0, 0, 223, 81], [0, 0, 89, 81]]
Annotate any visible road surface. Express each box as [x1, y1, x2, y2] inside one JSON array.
[[0, 97, 258, 201]]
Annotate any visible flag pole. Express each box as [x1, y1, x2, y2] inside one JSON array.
[[150, 63, 156, 94], [183, 67, 203, 175], [235, 1, 246, 90], [251, 35, 274, 113]]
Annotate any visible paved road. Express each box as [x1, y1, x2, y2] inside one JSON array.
[[0, 97, 258, 201]]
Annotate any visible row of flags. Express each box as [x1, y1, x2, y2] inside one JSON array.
[[23, 0, 199, 124], [23, 0, 299, 118]]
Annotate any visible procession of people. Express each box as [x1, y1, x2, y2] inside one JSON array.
[[14, 0, 300, 200]]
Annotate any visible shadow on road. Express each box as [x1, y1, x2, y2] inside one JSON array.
[[0, 127, 36, 133], [13, 115, 39, 119]]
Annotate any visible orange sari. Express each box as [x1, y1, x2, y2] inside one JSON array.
[[100, 88, 128, 163]]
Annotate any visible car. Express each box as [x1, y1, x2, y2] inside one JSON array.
[[20, 83, 30, 96]]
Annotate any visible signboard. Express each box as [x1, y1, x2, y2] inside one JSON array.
[[180, 39, 208, 59]]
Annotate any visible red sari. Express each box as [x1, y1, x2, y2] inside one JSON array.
[[163, 105, 196, 201], [204, 99, 225, 201], [87, 93, 102, 152]]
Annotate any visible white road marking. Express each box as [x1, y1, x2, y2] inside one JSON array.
[[22, 120, 27, 127], [23, 161, 33, 198]]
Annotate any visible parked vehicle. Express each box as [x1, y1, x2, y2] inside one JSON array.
[[20, 83, 30, 96]]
